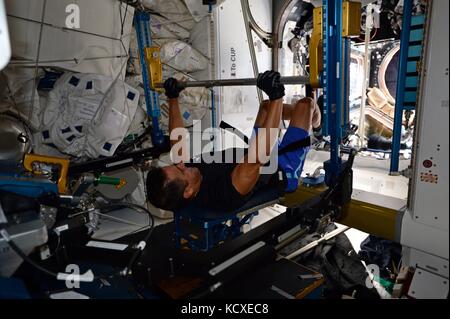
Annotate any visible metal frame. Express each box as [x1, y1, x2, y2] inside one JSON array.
[[390, 0, 413, 173], [134, 11, 165, 147], [341, 38, 351, 138], [272, 0, 299, 72], [241, 0, 272, 47], [323, 0, 345, 186], [283, 185, 403, 242], [272, 0, 351, 186], [240, 0, 263, 103], [174, 209, 263, 252]]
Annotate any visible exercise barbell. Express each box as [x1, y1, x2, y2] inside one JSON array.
[[153, 75, 310, 90], [144, 47, 312, 91]]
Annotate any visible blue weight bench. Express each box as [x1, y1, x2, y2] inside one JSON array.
[[174, 183, 284, 252]]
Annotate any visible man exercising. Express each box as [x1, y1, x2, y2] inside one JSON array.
[[147, 71, 321, 212]]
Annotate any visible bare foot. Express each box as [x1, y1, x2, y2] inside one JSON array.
[[312, 101, 321, 129]]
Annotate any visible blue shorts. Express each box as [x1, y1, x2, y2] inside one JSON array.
[[252, 126, 310, 193], [278, 127, 310, 192]]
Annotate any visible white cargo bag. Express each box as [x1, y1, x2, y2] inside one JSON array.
[[150, 14, 190, 39], [39, 72, 139, 158], [142, 0, 195, 30], [160, 40, 209, 73]]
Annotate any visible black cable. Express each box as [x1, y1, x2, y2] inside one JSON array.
[[2, 225, 126, 286], [97, 202, 155, 277], [0, 228, 58, 278], [0, 227, 110, 283], [118, 1, 129, 55], [0, 203, 153, 303], [120, 2, 129, 37], [0, 200, 154, 283], [116, 126, 153, 154]]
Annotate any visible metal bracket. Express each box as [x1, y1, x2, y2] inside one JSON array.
[[144, 46, 163, 93], [310, 7, 323, 88], [342, 1, 361, 37], [23, 154, 70, 194]]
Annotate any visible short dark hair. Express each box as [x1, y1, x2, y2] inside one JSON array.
[[146, 167, 188, 211]]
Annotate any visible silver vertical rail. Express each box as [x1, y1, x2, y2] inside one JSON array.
[[241, 0, 263, 103]]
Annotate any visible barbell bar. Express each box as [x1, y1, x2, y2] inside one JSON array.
[[153, 75, 310, 90]]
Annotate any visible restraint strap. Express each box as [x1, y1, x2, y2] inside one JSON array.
[[219, 121, 249, 145], [278, 136, 311, 155]]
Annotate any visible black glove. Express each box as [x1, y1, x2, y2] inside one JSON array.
[[164, 78, 184, 99], [257, 70, 285, 101]]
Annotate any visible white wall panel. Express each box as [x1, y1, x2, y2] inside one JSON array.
[[215, 0, 272, 150], [5, 0, 133, 78]]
